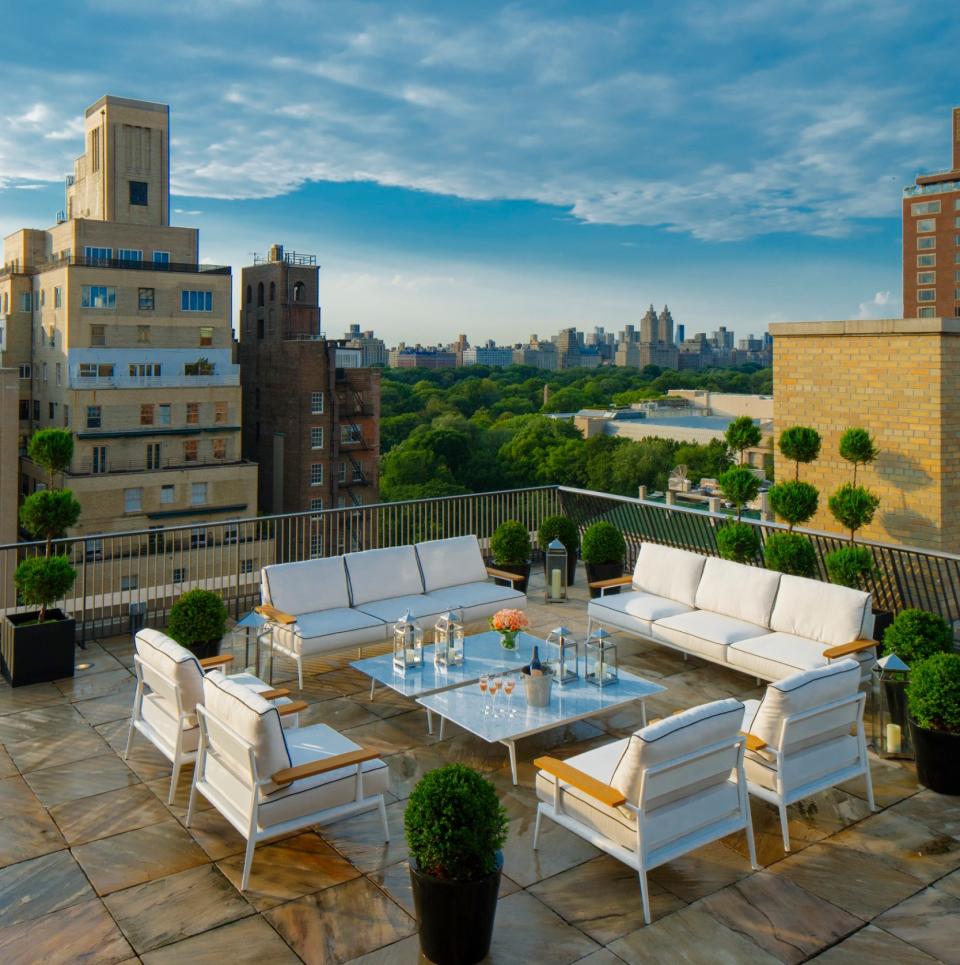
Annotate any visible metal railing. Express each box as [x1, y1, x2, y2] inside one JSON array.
[[0, 255, 230, 279]]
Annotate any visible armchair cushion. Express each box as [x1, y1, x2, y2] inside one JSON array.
[[695, 558, 781, 628], [261, 556, 350, 615], [135, 628, 204, 712], [416, 536, 488, 592], [770, 575, 871, 647], [654, 610, 769, 663], [632, 543, 707, 607], [346, 546, 424, 606]]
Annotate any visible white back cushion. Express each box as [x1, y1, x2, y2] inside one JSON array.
[[262, 556, 350, 615], [202, 671, 291, 794], [695, 558, 781, 627], [632, 543, 707, 607], [750, 659, 861, 752], [416, 536, 488, 592], [346, 546, 424, 606], [770, 574, 871, 646], [135, 628, 204, 711], [611, 698, 744, 807]]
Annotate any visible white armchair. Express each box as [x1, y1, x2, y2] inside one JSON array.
[[738, 658, 876, 852], [189, 670, 389, 891], [534, 698, 758, 925], [124, 628, 295, 804]]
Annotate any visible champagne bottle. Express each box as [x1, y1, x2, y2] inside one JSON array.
[[530, 645, 543, 676]]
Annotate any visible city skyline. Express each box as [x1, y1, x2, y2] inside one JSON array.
[[1, 2, 959, 343]]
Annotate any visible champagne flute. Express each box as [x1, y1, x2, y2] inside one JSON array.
[[503, 673, 516, 717], [489, 674, 501, 716], [479, 674, 489, 715]]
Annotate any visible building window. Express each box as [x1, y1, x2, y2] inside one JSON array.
[[120, 575, 139, 592], [184, 440, 198, 462], [181, 290, 212, 312], [212, 438, 226, 459], [48, 401, 54, 420], [310, 463, 324, 486], [240, 558, 254, 574], [311, 426, 324, 449], [191, 483, 207, 505], [89, 325, 106, 347], [90, 445, 106, 473], [130, 363, 161, 379], [353, 461, 364, 482], [140, 404, 154, 425], [245, 285, 252, 304], [918, 236, 936, 250], [63, 404, 69, 427], [84, 246, 112, 264], [138, 288, 155, 311], [118, 248, 143, 262], [82, 286, 116, 309], [32, 399, 39, 421], [190, 528, 208, 548], [912, 200, 941, 216], [18, 364, 30, 379], [18, 400, 29, 420], [20, 292, 31, 311], [341, 424, 362, 445], [918, 272, 936, 285], [918, 289, 937, 302], [158, 403, 171, 425], [310, 391, 324, 414], [199, 326, 213, 346], [337, 461, 346, 483], [918, 254, 936, 267], [213, 402, 227, 424], [309, 533, 323, 559], [41, 362, 48, 383], [54, 286, 62, 308], [129, 181, 148, 206], [55, 363, 61, 386], [919, 307, 936, 317], [257, 282, 264, 307], [153, 251, 170, 266], [147, 443, 161, 470], [916, 218, 937, 233], [310, 497, 323, 514], [186, 402, 199, 424], [160, 484, 174, 504], [86, 405, 102, 428], [172, 567, 186, 584], [124, 488, 143, 513], [293, 281, 305, 302]]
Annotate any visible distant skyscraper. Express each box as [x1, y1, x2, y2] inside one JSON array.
[[676, 323, 685, 344], [657, 306, 674, 344], [639, 305, 657, 344]]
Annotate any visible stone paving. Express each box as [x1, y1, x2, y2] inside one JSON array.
[[0, 568, 958, 963]]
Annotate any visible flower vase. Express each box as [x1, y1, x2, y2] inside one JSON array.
[[499, 630, 518, 651]]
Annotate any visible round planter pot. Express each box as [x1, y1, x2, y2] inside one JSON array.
[[585, 562, 626, 599], [410, 853, 502, 965], [909, 717, 960, 795], [189, 638, 222, 660], [488, 560, 531, 594]]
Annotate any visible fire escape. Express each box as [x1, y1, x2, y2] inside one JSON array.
[[334, 379, 373, 508]]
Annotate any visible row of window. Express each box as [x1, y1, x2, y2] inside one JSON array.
[[916, 253, 960, 267], [246, 280, 306, 305], [917, 307, 960, 317], [310, 461, 366, 486], [85, 322, 214, 347], [83, 246, 168, 264], [85, 400, 230, 429], [90, 438, 229, 474], [124, 481, 208, 513], [916, 236, 960, 250], [911, 199, 960, 216], [75, 356, 215, 380], [916, 271, 960, 284], [80, 284, 213, 312]]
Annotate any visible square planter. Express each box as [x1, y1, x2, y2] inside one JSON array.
[[1, 610, 76, 687]]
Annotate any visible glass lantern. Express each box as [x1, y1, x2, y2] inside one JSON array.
[[585, 626, 618, 687], [434, 610, 465, 670], [392, 609, 423, 674], [545, 626, 578, 684], [871, 653, 912, 759], [545, 538, 568, 603]]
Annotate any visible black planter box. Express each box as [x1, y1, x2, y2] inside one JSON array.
[[585, 562, 626, 598], [909, 717, 960, 795], [2, 610, 76, 687], [487, 559, 531, 594]]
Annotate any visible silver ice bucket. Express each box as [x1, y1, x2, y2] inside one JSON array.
[[522, 667, 553, 707]]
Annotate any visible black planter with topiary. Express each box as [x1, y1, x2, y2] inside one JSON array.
[[405, 763, 509, 965], [167, 589, 228, 659], [581, 521, 627, 598], [2, 609, 76, 687], [907, 652, 960, 795], [489, 520, 532, 593], [537, 515, 579, 585]]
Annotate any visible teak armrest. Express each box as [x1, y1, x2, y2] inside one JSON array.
[[272, 747, 381, 785], [534, 756, 627, 808], [822, 638, 877, 660], [255, 604, 297, 625], [258, 688, 291, 701], [588, 575, 632, 590], [200, 654, 233, 669], [739, 731, 768, 752], [485, 566, 518, 584], [277, 701, 308, 716]]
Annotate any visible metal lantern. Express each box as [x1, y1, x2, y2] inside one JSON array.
[[585, 626, 618, 687], [545, 626, 578, 684], [871, 653, 912, 759], [545, 538, 568, 603], [392, 609, 423, 673], [434, 610, 465, 669]]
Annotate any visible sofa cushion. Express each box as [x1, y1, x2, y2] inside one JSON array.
[[416, 536, 488, 592], [289, 608, 387, 655], [726, 632, 829, 681], [695, 558, 781, 627], [632, 543, 707, 607], [653, 610, 769, 664], [135, 628, 204, 712], [261, 556, 350, 615], [591, 590, 693, 636], [353, 593, 448, 625], [346, 546, 424, 606], [425, 581, 525, 623], [769, 574, 871, 647]]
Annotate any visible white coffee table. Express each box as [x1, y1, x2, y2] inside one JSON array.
[[417, 669, 666, 784], [351, 630, 541, 734]]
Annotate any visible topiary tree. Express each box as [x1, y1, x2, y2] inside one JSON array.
[[581, 521, 626, 565], [778, 426, 821, 478], [768, 482, 818, 532], [828, 483, 880, 542], [537, 515, 579, 556], [882, 608, 953, 667], [908, 652, 960, 734], [724, 416, 762, 466], [489, 520, 531, 566], [825, 544, 875, 589], [718, 466, 760, 524], [763, 531, 818, 578], [716, 466, 761, 563], [167, 589, 228, 653], [839, 427, 879, 486]]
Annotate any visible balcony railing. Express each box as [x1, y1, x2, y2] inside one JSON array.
[[0, 255, 230, 279], [2, 485, 959, 643]]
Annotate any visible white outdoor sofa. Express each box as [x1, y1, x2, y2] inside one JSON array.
[[256, 535, 526, 686], [587, 543, 877, 682]]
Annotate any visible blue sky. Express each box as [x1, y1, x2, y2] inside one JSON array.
[[1, 1, 958, 345]]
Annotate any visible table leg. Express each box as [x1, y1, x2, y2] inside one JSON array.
[[426, 707, 434, 735], [640, 700, 647, 727], [369, 677, 377, 701], [502, 739, 518, 785], [439, 715, 445, 740]]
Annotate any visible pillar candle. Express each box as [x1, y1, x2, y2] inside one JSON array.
[[886, 722, 902, 755], [550, 568, 562, 599]]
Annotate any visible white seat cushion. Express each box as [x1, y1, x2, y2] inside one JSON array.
[[769, 574, 871, 647], [140, 692, 199, 753], [258, 723, 388, 828], [353, 594, 448, 625], [289, 608, 387, 655], [632, 543, 707, 607], [346, 546, 424, 606], [136, 628, 204, 711], [261, 556, 351, 614], [416, 536, 488, 592], [695, 558, 781, 628], [425, 581, 525, 622], [653, 610, 769, 663], [744, 734, 861, 793], [727, 631, 831, 680], [589, 590, 693, 639]]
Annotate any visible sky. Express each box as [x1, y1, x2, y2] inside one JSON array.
[[1, 0, 958, 346]]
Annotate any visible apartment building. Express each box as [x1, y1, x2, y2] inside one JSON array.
[[238, 245, 381, 532], [0, 95, 257, 537], [903, 107, 960, 319]]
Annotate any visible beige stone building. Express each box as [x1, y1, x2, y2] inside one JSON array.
[[0, 95, 257, 540], [0, 369, 18, 544], [771, 318, 960, 552]]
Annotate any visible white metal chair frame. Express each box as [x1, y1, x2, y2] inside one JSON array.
[[534, 734, 759, 925], [189, 704, 390, 891], [742, 690, 876, 852]]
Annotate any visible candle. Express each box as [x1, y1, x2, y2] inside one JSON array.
[[550, 568, 562, 599], [406, 647, 416, 665], [886, 723, 902, 755]]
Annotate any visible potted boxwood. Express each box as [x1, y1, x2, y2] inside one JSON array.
[[715, 466, 761, 564], [4, 429, 81, 686], [405, 763, 508, 965], [765, 426, 821, 578], [581, 521, 626, 598], [489, 520, 532, 593], [537, 515, 579, 585], [167, 588, 228, 659], [908, 652, 960, 795]]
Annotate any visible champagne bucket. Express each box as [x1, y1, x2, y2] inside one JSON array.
[[522, 667, 553, 708]]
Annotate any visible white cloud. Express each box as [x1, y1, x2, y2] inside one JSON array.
[[857, 291, 900, 319]]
